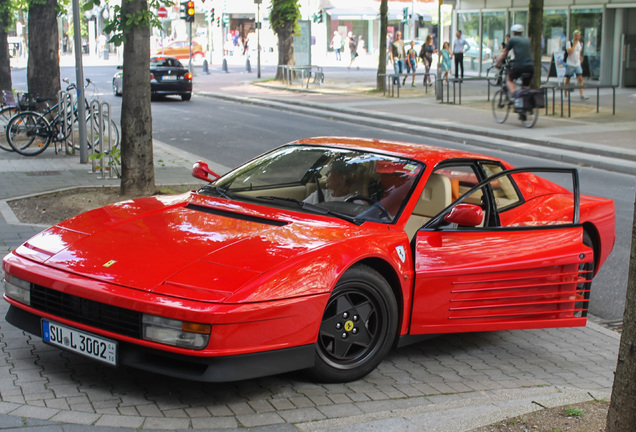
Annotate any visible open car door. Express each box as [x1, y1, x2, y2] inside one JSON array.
[[410, 168, 593, 335]]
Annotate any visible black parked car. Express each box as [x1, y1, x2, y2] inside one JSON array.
[[113, 56, 193, 101]]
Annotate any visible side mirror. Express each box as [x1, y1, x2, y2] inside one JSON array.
[[444, 203, 483, 227], [192, 161, 220, 183]]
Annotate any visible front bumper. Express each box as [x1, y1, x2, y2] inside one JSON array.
[[6, 305, 315, 382]]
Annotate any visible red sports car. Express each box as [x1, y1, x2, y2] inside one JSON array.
[[2, 138, 615, 383]]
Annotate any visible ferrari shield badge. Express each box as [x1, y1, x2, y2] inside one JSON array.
[[396, 246, 406, 263]]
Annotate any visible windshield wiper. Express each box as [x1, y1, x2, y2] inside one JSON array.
[[200, 185, 233, 199], [256, 196, 362, 225]]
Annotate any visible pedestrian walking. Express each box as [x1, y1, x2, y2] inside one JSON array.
[[439, 42, 452, 80], [348, 33, 359, 70], [419, 35, 437, 84], [390, 31, 406, 85], [452, 30, 470, 80], [404, 41, 418, 86], [331, 31, 342, 61], [564, 30, 589, 100]]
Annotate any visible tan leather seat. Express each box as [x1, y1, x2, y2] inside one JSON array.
[[404, 174, 453, 240]]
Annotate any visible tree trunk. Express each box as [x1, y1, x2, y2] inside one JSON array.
[[27, 0, 59, 99], [120, 0, 155, 197], [528, 0, 543, 89], [376, 0, 388, 90], [0, 0, 12, 92], [274, 22, 295, 80], [606, 196, 636, 431]]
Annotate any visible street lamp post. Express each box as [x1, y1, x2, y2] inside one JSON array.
[[255, 0, 261, 78]]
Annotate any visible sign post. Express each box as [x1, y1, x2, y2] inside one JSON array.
[[255, 0, 261, 78]]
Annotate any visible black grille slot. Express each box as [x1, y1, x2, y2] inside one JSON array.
[[31, 285, 142, 338]]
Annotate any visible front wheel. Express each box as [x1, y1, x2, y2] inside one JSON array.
[[492, 89, 510, 124], [307, 264, 397, 383], [7, 111, 51, 156]]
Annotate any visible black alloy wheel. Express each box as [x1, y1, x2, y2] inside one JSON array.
[[308, 264, 397, 383]]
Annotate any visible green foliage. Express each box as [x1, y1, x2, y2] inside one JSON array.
[[564, 407, 583, 417], [85, 0, 173, 46], [268, 0, 300, 35]]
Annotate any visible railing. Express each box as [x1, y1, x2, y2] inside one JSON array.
[[278, 65, 325, 88], [378, 72, 436, 97]]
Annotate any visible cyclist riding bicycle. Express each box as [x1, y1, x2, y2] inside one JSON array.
[[494, 24, 534, 98]]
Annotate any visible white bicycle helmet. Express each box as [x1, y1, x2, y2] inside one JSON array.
[[510, 24, 524, 33]]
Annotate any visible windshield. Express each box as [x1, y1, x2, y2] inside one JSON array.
[[198, 145, 424, 224]]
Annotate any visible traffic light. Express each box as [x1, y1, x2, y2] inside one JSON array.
[[402, 7, 409, 23], [205, 8, 215, 23], [222, 14, 229, 27], [179, 1, 187, 20], [185, 0, 195, 23], [312, 10, 323, 23]]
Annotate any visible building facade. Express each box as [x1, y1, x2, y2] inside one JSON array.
[[453, 0, 636, 87]]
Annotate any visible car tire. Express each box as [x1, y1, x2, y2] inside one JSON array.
[[112, 80, 121, 97], [181, 93, 192, 101], [307, 264, 398, 383]]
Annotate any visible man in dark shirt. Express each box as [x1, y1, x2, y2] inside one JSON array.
[[495, 24, 534, 96]]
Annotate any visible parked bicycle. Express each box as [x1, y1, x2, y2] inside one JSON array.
[[490, 60, 543, 128], [5, 80, 119, 156], [0, 91, 55, 152]]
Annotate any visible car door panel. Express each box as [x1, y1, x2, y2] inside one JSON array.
[[410, 167, 591, 335], [410, 227, 592, 334]]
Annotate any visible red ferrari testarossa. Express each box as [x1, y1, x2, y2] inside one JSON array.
[[2, 137, 615, 382]]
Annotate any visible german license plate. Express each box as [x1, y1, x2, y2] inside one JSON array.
[[42, 320, 117, 366], [162, 75, 177, 81]]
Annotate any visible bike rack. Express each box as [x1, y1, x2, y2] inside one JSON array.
[[89, 100, 119, 179], [57, 90, 75, 155]]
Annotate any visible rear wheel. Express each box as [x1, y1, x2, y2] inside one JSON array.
[[307, 264, 397, 383], [520, 106, 539, 128], [87, 116, 120, 151], [112, 80, 121, 96], [7, 111, 51, 156], [0, 106, 19, 152], [492, 89, 510, 124], [181, 93, 192, 101]]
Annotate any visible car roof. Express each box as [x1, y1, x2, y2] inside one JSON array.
[[291, 136, 503, 167], [151, 55, 179, 60]]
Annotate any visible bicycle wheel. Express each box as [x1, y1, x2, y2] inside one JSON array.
[[0, 106, 19, 152], [7, 111, 51, 156], [492, 89, 510, 124], [520, 107, 539, 128], [85, 115, 120, 151], [486, 66, 502, 87]]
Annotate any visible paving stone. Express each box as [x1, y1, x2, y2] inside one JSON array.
[[142, 416, 191, 430], [191, 415, 238, 429], [236, 411, 286, 428], [277, 406, 326, 423]]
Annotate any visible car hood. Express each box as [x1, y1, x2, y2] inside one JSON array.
[[16, 193, 358, 302]]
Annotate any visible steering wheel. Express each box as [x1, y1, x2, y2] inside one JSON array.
[[345, 195, 391, 221], [345, 195, 374, 204]]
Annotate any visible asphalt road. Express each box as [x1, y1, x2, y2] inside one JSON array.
[[9, 65, 633, 322]]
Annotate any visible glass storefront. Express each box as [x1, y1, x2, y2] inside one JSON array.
[[542, 9, 567, 61], [571, 9, 602, 79], [482, 11, 505, 64], [457, 12, 480, 72], [453, 6, 604, 81]]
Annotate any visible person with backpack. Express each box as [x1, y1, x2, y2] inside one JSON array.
[[564, 30, 589, 100]]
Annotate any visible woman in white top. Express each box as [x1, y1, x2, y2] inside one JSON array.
[[564, 30, 588, 100]]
